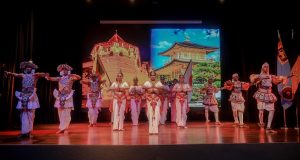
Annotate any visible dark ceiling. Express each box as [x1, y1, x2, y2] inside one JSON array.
[[1, 0, 299, 27]]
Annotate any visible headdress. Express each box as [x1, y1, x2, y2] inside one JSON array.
[[232, 73, 239, 78], [57, 64, 73, 72], [149, 68, 156, 76], [261, 62, 269, 74], [20, 61, 38, 70], [117, 69, 123, 76]]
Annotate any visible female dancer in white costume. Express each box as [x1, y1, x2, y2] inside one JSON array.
[[172, 75, 192, 128], [143, 70, 163, 134], [250, 62, 286, 133], [108, 70, 129, 131]]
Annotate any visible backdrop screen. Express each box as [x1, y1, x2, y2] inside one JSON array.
[[82, 24, 221, 108], [151, 29, 221, 107]]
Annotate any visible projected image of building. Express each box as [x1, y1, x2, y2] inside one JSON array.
[[151, 29, 221, 107], [155, 39, 218, 80], [82, 32, 149, 108]]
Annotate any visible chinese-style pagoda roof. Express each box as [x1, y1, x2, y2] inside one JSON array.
[[155, 59, 196, 73], [159, 41, 218, 56]]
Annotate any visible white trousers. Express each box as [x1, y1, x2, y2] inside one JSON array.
[[20, 109, 35, 134], [112, 99, 126, 130], [58, 108, 72, 131], [257, 101, 275, 128], [204, 105, 220, 122], [147, 100, 161, 134], [160, 98, 168, 124], [231, 102, 245, 125], [88, 108, 99, 125], [130, 99, 141, 125], [175, 99, 187, 127]]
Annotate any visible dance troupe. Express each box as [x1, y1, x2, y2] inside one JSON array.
[[4, 60, 287, 138]]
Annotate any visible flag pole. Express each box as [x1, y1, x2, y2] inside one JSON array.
[[295, 100, 299, 130], [281, 108, 288, 130], [291, 29, 299, 130], [294, 90, 300, 130], [278, 30, 288, 130]]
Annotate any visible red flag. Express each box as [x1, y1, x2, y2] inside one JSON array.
[[277, 30, 293, 109], [291, 55, 300, 95]]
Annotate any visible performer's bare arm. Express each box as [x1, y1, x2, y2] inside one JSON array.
[[80, 80, 90, 85], [99, 80, 106, 84], [157, 86, 164, 92], [223, 80, 233, 91], [4, 71, 23, 78], [171, 87, 178, 93], [215, 87, 221, 92], [186, 84, 193, 92], [96, 80, 107, 88], [198, 87, 206, 94], [45, 76, 59, 81], [250, 74, 260, 84], [70, 74, 81, 81], [142, 86, 149, 90], [241, 82, 250, 90], [34, 72, 48, 78], [272, 75, 286, 85], [124, 89, 129, 97]]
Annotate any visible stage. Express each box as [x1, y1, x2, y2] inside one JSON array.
[[0, 122, 299, 145], [0, 122, 300, 160]]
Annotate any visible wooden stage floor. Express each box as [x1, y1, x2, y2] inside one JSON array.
[[0, 122, 299, 145]]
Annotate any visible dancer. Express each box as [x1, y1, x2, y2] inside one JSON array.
[[128, 77, 143, 126], [108, 70, 129, 131], [46, 64, 81, 134], [81, 73, 106, 127], [250, 62, 286, 133], [5, 61, 47, 138], [172, 75, 192, 128], [143, 70, 163, 134], [200, 77, 221, 125], [223, 73, 249, 127]]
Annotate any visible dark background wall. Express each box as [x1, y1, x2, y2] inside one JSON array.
[[0, 0, 299, 130]]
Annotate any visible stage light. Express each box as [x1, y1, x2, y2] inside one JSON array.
[[100, 20, 202, 24], [219, 0, 225, 4], [86, 0, 92, 4], [129, 0, 135, 4]]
